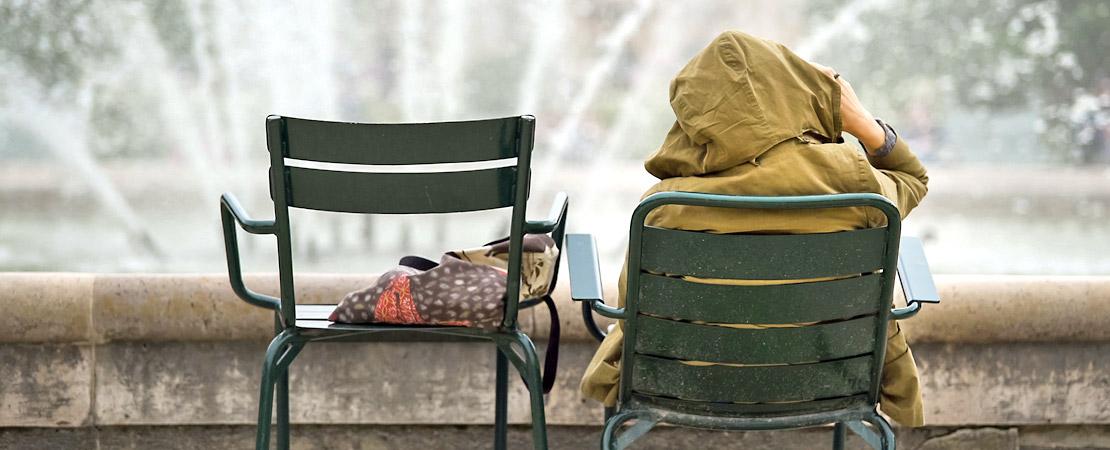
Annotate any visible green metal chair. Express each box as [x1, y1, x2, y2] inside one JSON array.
[[566, 191, 940, 450], [220, 115, 567, 450]]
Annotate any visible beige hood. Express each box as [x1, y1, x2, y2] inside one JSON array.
[[645, 31, 842, 178]]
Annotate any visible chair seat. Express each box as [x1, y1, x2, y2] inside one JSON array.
[[292, 299, 547, 332], [296, 304, 337, 320], [292, 304, 495, 339]]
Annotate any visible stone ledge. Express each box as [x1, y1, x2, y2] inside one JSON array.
[[2, 273, 1109, 436], [2, 340, 1107, 428], [1, 424, 1108, 449], [1, 273, 1109, 344]]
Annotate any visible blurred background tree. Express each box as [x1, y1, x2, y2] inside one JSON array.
[[0, 0, 116, 95], [807, 0, 1110, 163]]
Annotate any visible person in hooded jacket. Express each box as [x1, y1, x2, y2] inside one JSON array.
[[579, 31, 929, 427]]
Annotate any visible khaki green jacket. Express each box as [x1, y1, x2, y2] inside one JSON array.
[[579, 31, 929, 427]]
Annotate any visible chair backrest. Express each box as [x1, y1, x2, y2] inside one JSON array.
[[264, 115, 535, 328], [620, 192, 902, 421]]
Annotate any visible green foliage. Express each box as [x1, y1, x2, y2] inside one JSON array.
[[806, 0, 1110, 162], [0, 0, 117, 94]]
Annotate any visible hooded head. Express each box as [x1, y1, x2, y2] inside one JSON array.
[[645, 31, 842, 178]]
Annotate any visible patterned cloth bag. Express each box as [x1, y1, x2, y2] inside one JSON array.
[[328, 234, 558, 330]]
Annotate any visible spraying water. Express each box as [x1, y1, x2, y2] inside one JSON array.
[[544, 0, 655, 162], [1, 90, 164, 260], [516, 0, 567, 116], [791, 0, 890, 59]]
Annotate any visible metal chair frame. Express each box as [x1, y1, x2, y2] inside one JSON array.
[[567, 191, 939, 449], [222, 115, 567, 450]]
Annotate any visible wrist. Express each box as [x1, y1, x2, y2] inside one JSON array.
[[854, 119, 886, 151], [859, 119, 898, 158]]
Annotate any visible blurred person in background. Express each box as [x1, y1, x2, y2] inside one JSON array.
[[579, 31, 930, 427]]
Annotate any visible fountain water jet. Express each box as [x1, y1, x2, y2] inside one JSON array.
[[515, 0, 567, 116], [577, 3, 689, 218], [399, 0, 428, 122], [2, 90, 165, 260], [435, 0, 467, 119], [791, 0, 889, 59], [123, 9, 224, 212], [543, 0, 654, 164]]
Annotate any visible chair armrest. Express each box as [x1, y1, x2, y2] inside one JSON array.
[[220, 193, 281, 311], [891, 236, 941, 320], [524, 192, 569, 234], [516, 192, 571, 311], [567, 234, 627, 330]]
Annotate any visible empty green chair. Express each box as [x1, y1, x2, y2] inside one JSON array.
[[567, 191, 940, 450], [220, 115, 567, 450]]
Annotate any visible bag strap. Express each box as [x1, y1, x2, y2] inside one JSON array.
[[397, 252, 559, 392], [538, 294, 560, 394], [398, 255, 439, 271], [476, 235, 561, 393], [508, 295, 559, 394]]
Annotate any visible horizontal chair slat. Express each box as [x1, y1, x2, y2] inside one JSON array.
[[634, 315, 877, 365], [282, 116, 519, 165], [638, 227, 888, 279], [630, 392, 871, 418], [283, 166, 516, 214], [637, 273, 883, 324], [630, 354, 872, 403]]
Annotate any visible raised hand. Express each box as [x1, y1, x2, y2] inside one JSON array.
[[810, 62, 887, 153]]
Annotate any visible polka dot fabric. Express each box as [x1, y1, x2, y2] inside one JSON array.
[[329, 255, 507, 329], [329, 234, 558, 330]]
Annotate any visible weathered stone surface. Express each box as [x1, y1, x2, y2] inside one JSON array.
[[917, 427, 1019, 450], [1020, 425, 1110, 449], [2, 273, 1110, 444], [917, 343, 1110, 425], [5, 425, 1108, 450], [0, 426, 96, 450], [91, 340, 599, 426], [92, 274, 272, 343], [0, 424, 910, 450], [0, 340, 1075, 428], [0, 273, 93, 343], [0, 344, 92, 427], [904, 275, 1110, 344], [0, 273, 543, 344], [91, 273, 374, 343], [3, 273, 1110, 344]]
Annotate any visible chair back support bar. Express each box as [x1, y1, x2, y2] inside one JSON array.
[[639, 227, 887, 279], [637, 272, 883, 324], [282, 165, 517, 214], [631, 353, 873, 403], [620, 192, 902, 419], [633, 315, 878, 365], [264, 115, 533, 328], [282, 116, 519, 164]]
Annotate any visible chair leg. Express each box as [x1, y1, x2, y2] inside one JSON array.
[[601, 410, 656, 450], [833, 422, 846, 450], [603, 406, 616, 422], [861, 414, 896, 450], [494, 349, 509, 450], [501, 333, 548, 450], [276, 370, 291, 450], [600, 413, 624, 450], [874, 415, 896, 450], [256, 330, 298, 450]]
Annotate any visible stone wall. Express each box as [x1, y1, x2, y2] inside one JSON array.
[[1, 273, 1109, 449]]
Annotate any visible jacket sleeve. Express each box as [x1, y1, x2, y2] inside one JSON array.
[[865, 137, 929, 219]]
